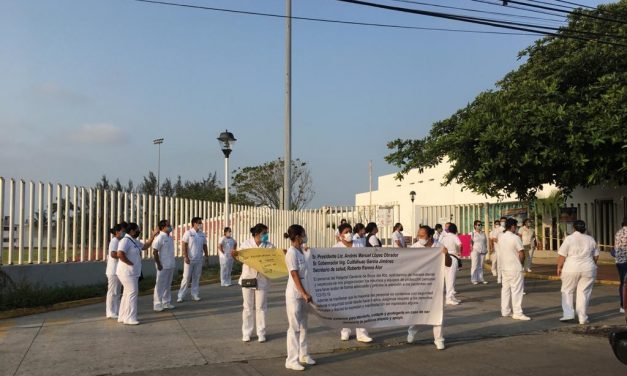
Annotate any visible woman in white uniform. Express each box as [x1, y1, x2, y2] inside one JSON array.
[[557, 220, 599, 324], [470, 220, 488, 285], [234, 223, 274, 342], [284, 224, 315, 371], [519, 219, 536, 272], [116, 223, 158, 325], [439, 223, 462, 305], [218, 226, 237, 287], [408, 225, 446, 350], [333, 223, 373, 343], [105, 222, 127, 319], [392, 223, 406, 248], [365, 222, 382, 248], [352, 223, 366, 248]]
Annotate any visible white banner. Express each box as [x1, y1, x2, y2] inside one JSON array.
[[305, 247, 445, 329]]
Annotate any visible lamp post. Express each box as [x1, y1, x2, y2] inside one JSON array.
[[283, 0, 292, 211], [410, 191, 416, 242], [217, 130, 236, 227], [153, 138, 164, 197]]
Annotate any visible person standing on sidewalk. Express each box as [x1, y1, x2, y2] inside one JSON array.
[[334, 223, 373, 343], [499, 218, 531, 321], [105, 222, 127, 319], [489, 220, 502, 283], [392, 223, 406, 248], [365, 222, 382, 248], [613, 217, 627, 314], [283, 224, 316, 371], [177, 217, 208, 302], [440, 223, 462, 305], [519, 219, 536, 272], [153, 219, 176, 312], [557, 220, 599, 324], [218, 227, 237, 287], [470, 220, 488, 285]]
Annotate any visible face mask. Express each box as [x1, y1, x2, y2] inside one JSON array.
[[135, 231, 142, 238], [418, 238, 428, 246], [225, 232, 232, 238], [261, 233, 269, 243], [119, 231, 126, 238], [500, 222, 506, 228], [166, 226, 173, 233], [399, 228, 404, 233], [343, 233, 353, 242], [302, 236, 308, 244]]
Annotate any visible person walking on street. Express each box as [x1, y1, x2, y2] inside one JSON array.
[[499, 218, 531, 321], [470, 220, 488, 285]]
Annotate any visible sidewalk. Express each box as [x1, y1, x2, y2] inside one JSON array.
[[1, 268, 626, 376]]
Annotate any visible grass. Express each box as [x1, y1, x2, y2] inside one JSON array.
[[0, 262, 242, 311]]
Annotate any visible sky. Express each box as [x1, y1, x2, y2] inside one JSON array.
[[0, 0, 608, 207]]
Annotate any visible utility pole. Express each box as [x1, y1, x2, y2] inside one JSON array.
[[283, 0, 292, 211], [153, 138, 164, 196]]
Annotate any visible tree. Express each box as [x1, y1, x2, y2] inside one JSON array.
[[113, 179, 123, 192], [176, 172, 224, 201], [232, 158, 314, 209], [161, 178, 175, 197], [385, 3, 627, 201], [95, 175, 110, 191], [138, 171, 158, 195], [125, 179, 134, 193]]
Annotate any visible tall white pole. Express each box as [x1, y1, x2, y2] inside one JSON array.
[[157, 143, 161, 196], [225, 156, 230, 227], [283, 0, 292, 211]]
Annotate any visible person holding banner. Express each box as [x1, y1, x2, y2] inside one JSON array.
[[440, 223, 462, 305], [409, 225, 446, 350], [235, 223, 274, 343], [283, 225, 316, 371], [470, 220, 488, 285], [333, 223, 374, 343], [218, 227, 237, 287], [499, 218, 531, 321]]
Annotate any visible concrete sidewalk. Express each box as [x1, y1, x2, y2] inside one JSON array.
[[1, 269, 626, 376]]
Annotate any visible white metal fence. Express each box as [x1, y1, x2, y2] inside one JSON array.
[[0, 177, 399, 265]]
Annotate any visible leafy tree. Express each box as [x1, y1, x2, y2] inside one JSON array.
[[173, 176, 183, 195], [113, 179, 123, 192], [125, 179, 134, 193], [231, 158, 314, 209], [385, 2, 627, 201], [176, 172, 223, 201], [138, 171, 157, 195], [161, 178, 175, 197], [95, 175, 110, 191]]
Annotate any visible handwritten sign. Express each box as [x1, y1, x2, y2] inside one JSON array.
[[236, 248, 288, 279]]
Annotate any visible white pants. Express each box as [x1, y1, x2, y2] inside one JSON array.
[[523, 245, 535, 270], [178, 260, 203, 299], [408, 325, 444, 342], [286, 295, 309, 365], [501, 270, 525, 316], [106, 274, 121, 318], [118, 274, 139, 323], [471, 251, 486, 283], [445, 257, 459, 301], [219, 255, 234, 286], [341, 328, 370, 339], [242, 287, 268, 337], [154, 267, 175, 307], [561, 270, 595, 323]]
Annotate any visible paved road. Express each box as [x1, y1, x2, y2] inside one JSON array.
[[1, 269, 625, 376]]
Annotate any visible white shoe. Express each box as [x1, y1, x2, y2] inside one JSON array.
[[154, 304, 164, 312], [434, 340, 445, 350], [192, 296, 201, 301], [258, 335, 266, 343], [285, 362, 305, 371], [108, 315, 118, 320], [300, 356, 316, 365], [526, 268, 532, 272], [472, 281, 479, 285], [512, 314, 531, 321], [407, 333, 415, 344], [242, 336, 251, 342], [357, 335, 373, 343], [620, 307, 625, 314], [163, 303, 176, 309], [176, 297, 183, 303], [559, 316, 575, 322], [482, 281, 488, 284], [124, 320, 140, 325], [502, 313, 512, 317], [446, 300, 460, 306], [340, 332, 350, 341], [579, 320, 589, 325]]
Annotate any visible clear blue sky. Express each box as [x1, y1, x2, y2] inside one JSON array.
[[0, 0, 607, 207]]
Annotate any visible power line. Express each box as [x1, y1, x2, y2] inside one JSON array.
[[469, 0, 568, 19], [548, 0, 596, 10], [502, 0, 627, 25], [521, 0, 580, 11], [337, 0, 627, 47], [131, 0, 539, 35]]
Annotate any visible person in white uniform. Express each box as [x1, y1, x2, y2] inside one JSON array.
[[177, 217, 208, 302], [334, 223, 373, 343], [433, 224, 443, 245], [470, 220, 488, 285], [153, 219, 176, 312], [284, 224, 316, 371], [365, 222, 382, 248], [335, 219, 347, 242], [489, 219, 505, 283], [218, 227, 237, 287], [557, 220, 599, 324], [439, 223, 462, 305], [352, 223, 366, 248], [116, 223, 158, 325], [392, 223, 406, 248], [105, 222, 127, 319], [408, 225, 446, 350], [519, 219, 536, 272], [234, 223, 274, 342], [499, 218, 531, 321]]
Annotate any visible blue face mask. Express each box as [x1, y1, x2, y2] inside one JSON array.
[[166, 226, 173, 233], [261, 233, 269, 243]]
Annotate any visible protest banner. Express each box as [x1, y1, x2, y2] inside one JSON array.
[[306, 247, 444, 329], [235, 248, 288, 279]]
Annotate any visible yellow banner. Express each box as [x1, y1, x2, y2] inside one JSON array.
[[236, 248, 288, 279]]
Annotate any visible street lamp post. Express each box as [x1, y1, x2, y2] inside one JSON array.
[[153, 138, 164, 197], [410, 191, 416, 242], [217, 130, 236, 227]]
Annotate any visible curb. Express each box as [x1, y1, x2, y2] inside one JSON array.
[[484, 264, 619, 286], [0, 275, 234, 320]]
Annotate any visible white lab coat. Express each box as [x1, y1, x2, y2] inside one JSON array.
[[285, 246, 310, 366], [558, 232, 599, 323], [218, 236, 237, 286], [239, 237, 274, 338], [333, 241, 371, 341], [105, 237, 121, 318]]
